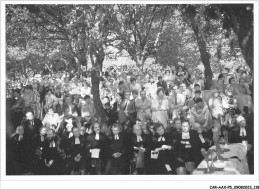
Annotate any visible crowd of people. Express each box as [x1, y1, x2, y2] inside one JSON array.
[[6, 63, 254, 175]]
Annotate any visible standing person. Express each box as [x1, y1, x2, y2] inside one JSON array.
[[130, 77, 142, 94], [44, 89, 57, 113], [118, 90, 136, 128], [86, 122, 108, 175], [106, 123, 127, 175], [135, 90, 152, 124], [151, 88, 169, 129], [11, 89, 25, 129], [63, 95, 79, 118], [157, 76, 168, 96]]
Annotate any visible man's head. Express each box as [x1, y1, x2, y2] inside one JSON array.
[[132, 89, 138, 100], [80, 126, 87, 135], [16, 125, 24, 135], [194, 90, 202, 99], [193, 122, 202, 134], [136, 119, 142, 127], [46, 129, 55, 142], [40, 127, 47, 136], [173, 118, 182, 131], [65, 95, 72, 104], [140, 90, 146, 100], [236, 116, 246, 128], [13, 89, 21, 98], [124, 90, 131, 100], [154, 123, 165, 136], [111, 123, 121, 135], [133, 125, 142, 136], [84, 95, 91, 102], [93, 122, 100, 134], [26, 111, 34, 121], [194, 84, 201, 91], [181, 120, 190, 133], [72, 126, 80, 138]]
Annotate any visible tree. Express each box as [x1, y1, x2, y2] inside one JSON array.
[[114, 4, 174, 71], [219, 4, 253, 71], [180, 4, 214, 89]]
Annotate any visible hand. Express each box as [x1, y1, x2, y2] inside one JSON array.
[[162, 145, 171, 150], [247, 144, 252, 151], [139, 147, 146, 152]]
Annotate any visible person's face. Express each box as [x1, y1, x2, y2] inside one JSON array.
[[47, 91, 52, 95], [140, 92, 146, 99], [158, 90, 164, 98], [181, 122, 190, 133], [239, 120, 246, 128], [48, 108, 54, 115], [195, 86, 200, 91], [180, 75, 184, 80], [156, 126, 165, 136], [166, 71, 170, 75], [16, 126, 24, 135], [80, 127, 86, 135], [134, 126, 142, 136], [159, 78, 162, 82], [136, 120, 142, 127], [133, 93, 138, 99], [66, 97, 72, 104], [195, 93, 201, 99], [174, 120, 182, 130], [194, 123, 202, 133], [125, 92, 131, 99], [14, 91, 19, 98], [240, 79, 246, 85], [93, 123, 100, 133], [230, 79, 235, 84], [84, 114, 91, 121], [26, 112, 34, 120], [112, 127, 120, 135], [73, 127, 80, 138], [40, 128, 47, 136], [46, 130, 54, 141], [131, 80, 136, 85]]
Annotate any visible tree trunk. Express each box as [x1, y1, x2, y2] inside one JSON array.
[[220, 5, 254, 71], [190, 19, 213, 90], [91, 55, 107, 127]]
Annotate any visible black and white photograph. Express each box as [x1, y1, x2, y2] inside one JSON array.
[[1, 1, 259, 189]]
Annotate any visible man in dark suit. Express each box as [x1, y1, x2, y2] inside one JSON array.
[[22, 111, 43, 140], [86, 122, 108, 175], [129, 125, 152, 174], [42, 129, 63, 175], [9, 125, 32, 175], [65, 126, 86, 175], [106, 123, 128, 174]]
